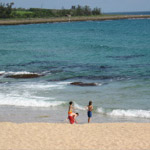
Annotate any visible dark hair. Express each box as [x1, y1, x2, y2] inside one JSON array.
[[76, 113, 79, 116], [89, 101, 92, 106], [69, 101, 73, 105]]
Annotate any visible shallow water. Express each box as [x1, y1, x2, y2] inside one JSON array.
[[0, 19, 150, 123]]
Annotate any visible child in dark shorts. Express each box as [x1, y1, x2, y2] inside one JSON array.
[[87, 101, 93, 123]]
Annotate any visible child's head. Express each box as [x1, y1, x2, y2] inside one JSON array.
[[89, 101, 92, 106], [76, 113, 79, 116], [69, 101, 73, 105]]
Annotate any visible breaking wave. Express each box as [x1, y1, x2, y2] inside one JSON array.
[[97, 107, 150, 119], [0, 71, 38, 75], [0, 93, 66, 108], [74, 103, 86, 111]]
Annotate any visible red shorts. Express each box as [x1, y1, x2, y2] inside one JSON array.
[[68, 116, 75, 124]]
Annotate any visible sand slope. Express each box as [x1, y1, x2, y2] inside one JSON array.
[[0, 123, 150, 150]]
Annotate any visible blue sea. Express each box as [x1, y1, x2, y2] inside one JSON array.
[[105, 11, 150, 15], [0, 18, 150, 123]]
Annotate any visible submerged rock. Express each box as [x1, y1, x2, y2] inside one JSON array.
[[70, 82, 97, 86], [6, 73, 43, 79]]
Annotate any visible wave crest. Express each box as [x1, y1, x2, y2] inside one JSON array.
[[97, 107, 150, 119], [74, 103, 86, 110], [0, 94, 66, 107], [109, 109, 150, 119]]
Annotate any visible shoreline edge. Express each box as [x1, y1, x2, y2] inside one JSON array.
[[0, 15, 150, 25]]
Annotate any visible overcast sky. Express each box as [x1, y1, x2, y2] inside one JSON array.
[[1, 0, 150, 13]]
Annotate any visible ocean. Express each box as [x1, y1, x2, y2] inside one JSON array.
[[105, 11, 150, 15], [0, 18, 150, 123]]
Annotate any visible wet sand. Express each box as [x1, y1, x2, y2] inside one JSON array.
[[0, 122, 150, 150], [0, 15, 150, 25]]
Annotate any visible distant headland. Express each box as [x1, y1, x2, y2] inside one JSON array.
[[0, 15, 150, 25], [0, 2, 150, 25]]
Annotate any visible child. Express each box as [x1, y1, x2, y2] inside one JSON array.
[[68, 112, 79, 124], [87, 101, 93, 123], [68, 101, 74, 116]]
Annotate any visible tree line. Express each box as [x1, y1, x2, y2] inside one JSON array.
[[0, 2, 101, 18], [0, 2, 14, 18]]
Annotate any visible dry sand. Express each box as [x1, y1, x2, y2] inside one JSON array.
[[0, 122, 149, 150]]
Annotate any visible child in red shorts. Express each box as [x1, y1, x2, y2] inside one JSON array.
[[68, 112, 79, 124]]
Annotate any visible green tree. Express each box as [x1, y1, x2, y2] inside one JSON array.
[[76, 5, 84, 16], [92, 7, 101, 15], [83, 5, 92, 16], [0, 2, 14, 18]]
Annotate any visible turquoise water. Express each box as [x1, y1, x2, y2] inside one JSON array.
[[106, 11, 150, 15], [0, 19, 150, 123]]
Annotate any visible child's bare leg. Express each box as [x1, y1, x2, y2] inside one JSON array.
[[88, 117, 91, 123]]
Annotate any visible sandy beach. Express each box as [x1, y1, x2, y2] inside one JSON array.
[[0, 15, 150, 25], [0, 122, 149, 150]]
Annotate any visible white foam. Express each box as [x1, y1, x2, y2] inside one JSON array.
[[0, 71, 43, 77], [97, 83, 103, 86], [97, 107, 105, 113], [6, 71, 37, 75], [0, 93, 65, 107], [0, 71, 5, 74], [56, 81, 71, 85], [74, 103, 86, 111], [0, 81, 67, 108], [108, 109, 150, 119], [97, 107, 150, 119], [22, 82, 65, 90]]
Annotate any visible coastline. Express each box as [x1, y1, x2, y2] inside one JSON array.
[[0, 122, 150, 150], [0, 15, 150, 25]]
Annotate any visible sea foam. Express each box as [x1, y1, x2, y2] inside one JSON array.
[[2, 71, 37, 75], [108, 109, 150, 119], [97, 107, 150, 119], [74, 103, 86, 111], [0, 71, 5, 74], [0, 93, 65, 108]]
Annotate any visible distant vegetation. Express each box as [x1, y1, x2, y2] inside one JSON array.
[[0, 2, 101, 19], [0, 2, 14, 18]]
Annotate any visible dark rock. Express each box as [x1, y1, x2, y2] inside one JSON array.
[[6, 73, 43, 79], [107, 55, 145, 60], [99, 65, 112, 69], [100, 66, 106, 69], [70, 82, 97, 86]]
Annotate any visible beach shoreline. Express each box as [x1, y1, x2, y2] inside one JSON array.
[[0, 15, 150, 25], [0, 122, 149, 150]]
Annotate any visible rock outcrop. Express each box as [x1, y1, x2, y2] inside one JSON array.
[[70, 82, 97, 86], [6, 73, 42, 79]]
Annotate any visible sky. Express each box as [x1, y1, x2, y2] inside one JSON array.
[[1, 0, 150, 13]]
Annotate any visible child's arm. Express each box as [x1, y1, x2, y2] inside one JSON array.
[[85, 105, 88, 110], [75, 120, 78, 124], [74, 115, 78, 124]]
